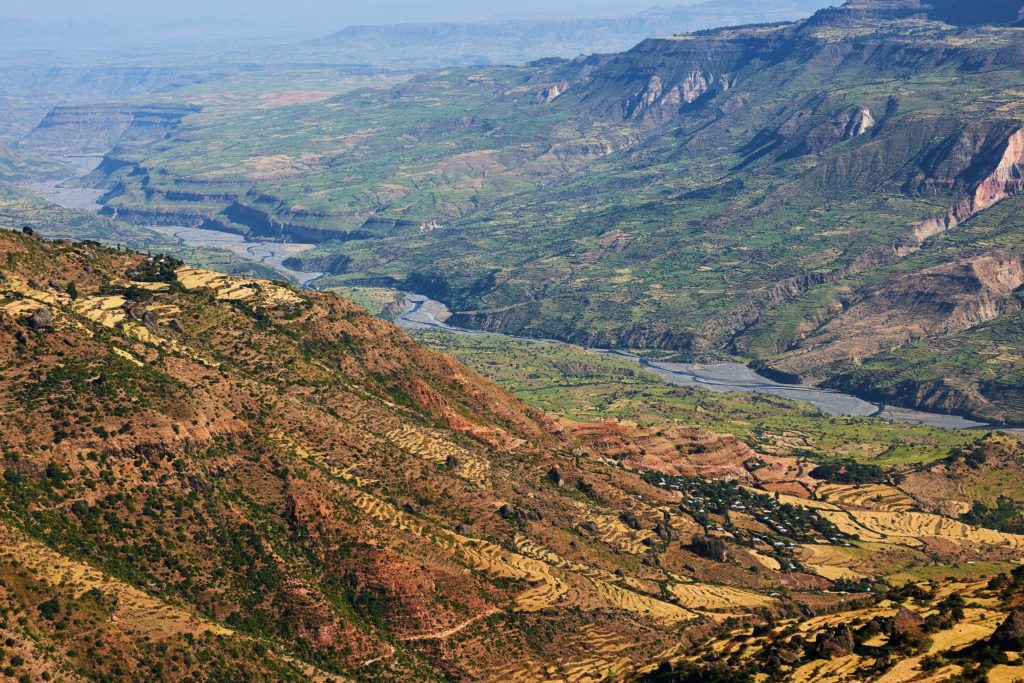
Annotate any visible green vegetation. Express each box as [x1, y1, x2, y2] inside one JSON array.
[[68, 8, 1024, 422], [413, 331, 978, 465], [809, 461, 888, 485], [961, 497, 1024, 535]]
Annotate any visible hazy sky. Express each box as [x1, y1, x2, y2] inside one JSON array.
[[2, 0, 700, 26]]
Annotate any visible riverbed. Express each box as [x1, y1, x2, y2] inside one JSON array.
[[20, 157, 323, 285], [19, 155, 106, 210], [15, 162, 1014, 432], [144, 225, 323, 285], [395, 294, 991, 431]]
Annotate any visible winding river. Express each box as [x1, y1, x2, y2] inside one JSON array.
[[21, 160, 1018, 435], [144, 225, 324, 286], [21, 157, 323, 286], [19, 156, 107, 210], [395, 294, 1000, 432]]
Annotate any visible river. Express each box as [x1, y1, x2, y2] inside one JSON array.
[[395, 294, 993, 431], [19, 155, 107, 210], [18, 162, 1017, 433], [144, 225, 323, 286], [20, 157, 323, 286]]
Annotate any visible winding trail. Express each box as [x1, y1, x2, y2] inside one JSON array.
[[397, 608, 502, 642]]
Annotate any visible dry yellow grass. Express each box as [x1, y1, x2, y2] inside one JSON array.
[[72, 295, 128, 326], [797, 544, 867, 580], [987, 664, 1024, 683], [268, 430, 377, 487], [790, 654, 861, 683], [1, 273, 69, 306], [346, 487, 570, 612], [668, 582, 775, 611], [873, 607, 1002, 683], [748, 549, 783, 571], [0, 523, 230, 640], [815, 484, 917, 512], [487, 625, 636, 682], [591, 578, 692, 623], [851, 510, 1024, 549], [175, 266, 301, 304], [782, 493, 1024, 552], [387, 425, 490, 484], [581, 510, 657, 555]]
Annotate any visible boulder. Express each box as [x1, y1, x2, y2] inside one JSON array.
[[619, 511, 643, 530], [27, 308, 53, 330], [547, 466, 565, 486], [890, 606, 926, 641], [499, 503, 528, 521], [141, 310, 160, 334], [990, 608, 1024, 650], [689, 536, 729, 562], [813, 624, 856, 657]]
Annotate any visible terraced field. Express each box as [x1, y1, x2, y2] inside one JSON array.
[[795, 544, 868, 581], [667, 582, 776, 612], [176, 265, 302, 304], [0, 524, 231, 641], [671, 578, 1024, 682], [815, 484, 918, 513], [821, 510, 1024, 551], [490, 626, 639, 683], [387, 424, 491, 484]]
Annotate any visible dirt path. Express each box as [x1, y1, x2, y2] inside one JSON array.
[[398, 607, 502, 642]]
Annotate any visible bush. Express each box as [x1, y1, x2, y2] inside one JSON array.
[[37, 598, 60, 621]]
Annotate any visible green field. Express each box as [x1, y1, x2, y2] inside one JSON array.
[[413, 331, 980, 466]]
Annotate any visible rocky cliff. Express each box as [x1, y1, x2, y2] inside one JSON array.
[[20, 103, 199, 155]]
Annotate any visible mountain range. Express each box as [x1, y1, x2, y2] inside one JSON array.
[[290, 0, 835, 68], [5, 225, 1024, 681], [5, 2, 1024, 680], [50, 0, 1024, 424]]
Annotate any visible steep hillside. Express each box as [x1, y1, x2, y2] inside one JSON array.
[[5, 229, 1024, 681], [0, 228, 823, 680], [20, 104, 199, 156]]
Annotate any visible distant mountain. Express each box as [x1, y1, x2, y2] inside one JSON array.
[[294, 0, 837, 67], [20, 103, 199, 156], [827, 0, 1024, 26]]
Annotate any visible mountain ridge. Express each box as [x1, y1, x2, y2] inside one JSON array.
[[6, 229, 1024, 680]]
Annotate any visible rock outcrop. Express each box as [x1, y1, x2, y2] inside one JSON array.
[[991, 609, 1024, 650]]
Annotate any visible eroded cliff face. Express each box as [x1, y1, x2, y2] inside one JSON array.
[[911, 126, 1024, 245], [701, 121, 1024, 351], [569, 33, 766, 126], [816, 0, 1024, 27], [621, 69, 728, 123], [764, 251, 1024, 381], [20, 104, 198, 155]]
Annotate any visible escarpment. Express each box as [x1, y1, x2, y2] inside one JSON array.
[[764, 251, 1024, 380], [911, 126, 1024, 245], [20, 103, 198, 155]]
